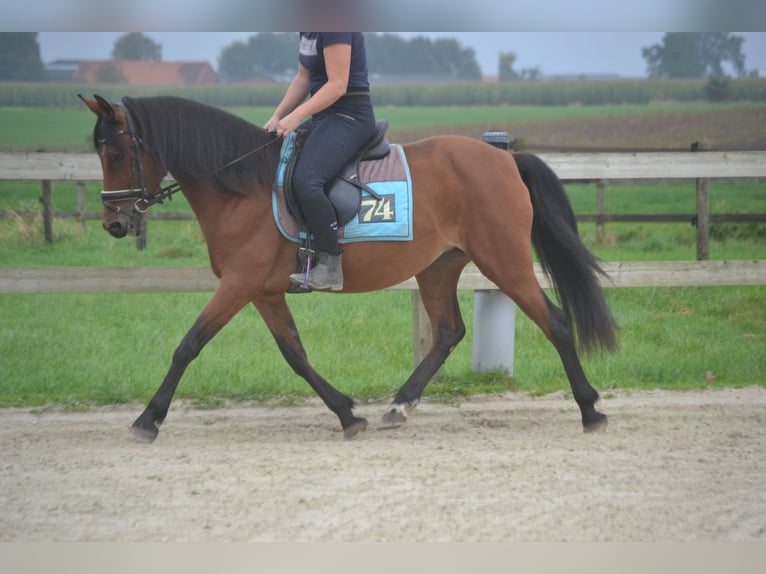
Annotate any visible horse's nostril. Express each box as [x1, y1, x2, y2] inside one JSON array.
[[104, 220, 128, 238]]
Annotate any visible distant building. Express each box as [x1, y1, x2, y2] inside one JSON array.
[[72, 60, 217, 86], [45, 59, 81, 82]]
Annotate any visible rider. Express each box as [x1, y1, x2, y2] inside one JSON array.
[[265, 32, 377, 290]]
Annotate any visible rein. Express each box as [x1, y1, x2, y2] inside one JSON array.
[[101, 99, 281, 216]]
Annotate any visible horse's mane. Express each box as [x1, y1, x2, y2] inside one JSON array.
[[120, 96, 281, 195]]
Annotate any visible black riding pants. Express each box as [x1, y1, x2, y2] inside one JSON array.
[[292, 94, 376, 254]]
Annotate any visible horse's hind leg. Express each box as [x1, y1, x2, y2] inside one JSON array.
[[382, 249, 470, 427], [253, 293, 367, 440], [539, 292, 606, 430], [473, 258, 606, 431]]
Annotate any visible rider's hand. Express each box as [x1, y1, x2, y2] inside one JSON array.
[[275, 112, 303, 138], [263, 115, 280, 134]]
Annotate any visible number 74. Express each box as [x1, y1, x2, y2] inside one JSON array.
[[360, 197, 395, 222]]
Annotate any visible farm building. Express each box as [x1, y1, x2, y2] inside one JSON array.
[[70, 60, 217, 86]]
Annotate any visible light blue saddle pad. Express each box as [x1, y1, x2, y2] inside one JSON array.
[[272, 134, 413, 244]]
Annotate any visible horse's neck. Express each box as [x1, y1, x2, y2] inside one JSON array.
[[181, 185, 233, 223], [181, 184, 273, 238]]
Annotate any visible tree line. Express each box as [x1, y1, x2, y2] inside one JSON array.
[[214, 33, 482, 82], [0, 32, 758, 83]]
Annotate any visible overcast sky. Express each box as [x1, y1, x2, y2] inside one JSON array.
[[37, 32, 766, 78]]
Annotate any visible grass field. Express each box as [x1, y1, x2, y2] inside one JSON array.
[[1, 101, 764, 151], [1, 102, 764, 408]]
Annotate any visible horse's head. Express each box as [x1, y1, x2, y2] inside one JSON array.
[[80, 94, 169, 238]]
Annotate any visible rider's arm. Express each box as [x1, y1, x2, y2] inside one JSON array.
[[274, 43, 351, 136], [263, 65, 311, 132]]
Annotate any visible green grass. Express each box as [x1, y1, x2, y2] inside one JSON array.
[[1, 102, 764, 408], [0, 107, 96, 151], [511, 286, 765, 393], [0, 285, 763, 408]]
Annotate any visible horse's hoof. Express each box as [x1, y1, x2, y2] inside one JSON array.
[[343, 418, 368, 441], [129, 424, 159, 443], [381, 405, 408, 429], [583, 413, 608, 433]]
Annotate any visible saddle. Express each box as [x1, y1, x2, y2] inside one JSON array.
[[282, 119, 391, 228]]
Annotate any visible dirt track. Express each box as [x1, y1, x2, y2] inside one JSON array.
[[1, 387, 764, 542], [390, 107, 766, 150]]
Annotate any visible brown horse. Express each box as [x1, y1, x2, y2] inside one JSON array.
[[81, 94, 618, 442]]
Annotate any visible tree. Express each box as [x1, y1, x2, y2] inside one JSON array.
[[365, 34, 481, 79], [0, 32, 45, 81], [112, 32, 162, 61], [431, 38, 481, 79], [218, 33, 298, 83], [498, 52, 519, 81], [520, 67, 542, 81], [642, 33, 746, 78]]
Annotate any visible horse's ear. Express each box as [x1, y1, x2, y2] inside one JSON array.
[[79, 94, 117, 123]]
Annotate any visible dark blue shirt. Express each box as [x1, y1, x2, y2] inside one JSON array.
[[299, 32, 370, 96]]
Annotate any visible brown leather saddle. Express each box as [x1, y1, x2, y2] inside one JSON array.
[[282, 119, 391, 228]]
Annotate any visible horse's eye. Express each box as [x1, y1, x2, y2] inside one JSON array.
[[112, 153, 126, 165]]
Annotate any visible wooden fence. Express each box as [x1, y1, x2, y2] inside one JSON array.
[[2, 150, 766, 257], [2, 151, 765, 368], [1, 260, 764, 295]]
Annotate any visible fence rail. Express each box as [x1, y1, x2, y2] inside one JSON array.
[[2, 261, 764, 295], [2, 150, 766, 181], [2, 150, 765, 257]]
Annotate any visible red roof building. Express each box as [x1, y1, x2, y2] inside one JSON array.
[[74, 60, 217, 86]]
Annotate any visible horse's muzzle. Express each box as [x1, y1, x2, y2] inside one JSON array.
[[104, 220, 129, 238]]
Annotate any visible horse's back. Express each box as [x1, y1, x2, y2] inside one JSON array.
[[403, 134, 528, 213], [403, 134, 521, 186]]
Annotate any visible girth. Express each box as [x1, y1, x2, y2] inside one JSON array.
[[283, 119, 391, 227]]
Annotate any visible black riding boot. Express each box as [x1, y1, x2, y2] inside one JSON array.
[[290, 251, 344, 291]]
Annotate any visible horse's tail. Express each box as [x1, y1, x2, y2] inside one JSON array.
[[513, 152, 619, 354]]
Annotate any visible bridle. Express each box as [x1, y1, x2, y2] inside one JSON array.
[[99, 101, 175, 218], [99, 98, 280, 233]]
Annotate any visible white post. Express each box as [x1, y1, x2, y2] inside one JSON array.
[[472, 129, 517, 374], [472, 289, 516, 373]]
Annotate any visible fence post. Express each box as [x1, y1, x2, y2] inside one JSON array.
[[468, 129, 518, 374], [76, 181, 87, 231], [596, 180, 606, 243], [692, 141, 710, 261], [136, 217, 148, 251], [472, 289, 516, 373], [40, 180, 53, 243]]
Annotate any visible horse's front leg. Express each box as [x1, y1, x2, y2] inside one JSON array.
[[253, 293, 367, 440], [130, 282, 250, 443]]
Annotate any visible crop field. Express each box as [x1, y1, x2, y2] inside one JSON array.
[[1, 101, 765, 151]]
